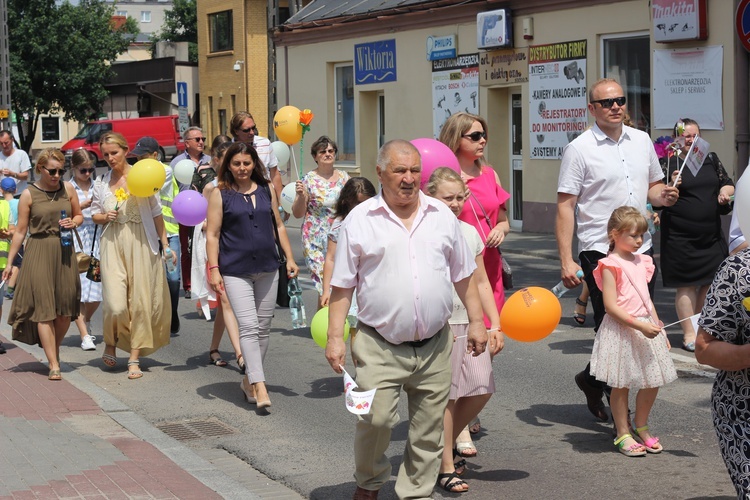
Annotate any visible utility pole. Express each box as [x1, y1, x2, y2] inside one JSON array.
[[0, 0, 11, 132]]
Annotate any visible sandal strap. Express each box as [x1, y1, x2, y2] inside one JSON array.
[[209, 349, 220, 355], [127, 360, 140, 366], [575, 298, 588, 307], [634, 425, 649, 433], [437, 472, 467, 492], [614, 433, 634, 447]]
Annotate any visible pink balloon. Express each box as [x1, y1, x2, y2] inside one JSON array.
[[172, 190, 208, 226], [410, 138, 461, 190]]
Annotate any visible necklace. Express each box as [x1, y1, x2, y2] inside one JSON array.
[[34, 183, 59, 202]]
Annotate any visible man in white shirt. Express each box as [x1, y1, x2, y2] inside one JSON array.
[[0, 131, 31, 196], [556, 78, 679, 422], [230, 111, 282, 201], [325, 140, 487, 500]]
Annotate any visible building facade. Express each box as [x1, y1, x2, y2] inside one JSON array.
[[273, 0, 744, 233]]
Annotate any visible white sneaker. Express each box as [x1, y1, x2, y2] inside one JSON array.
[[81, 335, 96, 351]]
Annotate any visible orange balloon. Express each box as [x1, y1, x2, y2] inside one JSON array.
[[500, 287, 562, 342], [273, 105, 303, 145]]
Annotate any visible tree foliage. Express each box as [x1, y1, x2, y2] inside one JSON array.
[[8, 0, 138, 152], [150, 0, 197, 62]]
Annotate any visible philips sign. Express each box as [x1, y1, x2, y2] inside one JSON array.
[[427, 35, 457, 61]]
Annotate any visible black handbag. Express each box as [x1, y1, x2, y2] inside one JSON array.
[[266, 185, 290, 307], [85, 225, 101, 282]]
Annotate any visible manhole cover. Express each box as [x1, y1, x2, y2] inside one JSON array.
[[156, 417, 237, 441]]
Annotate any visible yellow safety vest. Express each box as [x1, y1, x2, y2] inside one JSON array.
[[160, 167, 179, 236], [0, 200, 10, 268]]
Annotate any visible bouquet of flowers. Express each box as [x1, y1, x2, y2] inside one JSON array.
[[653, 136, 675, 159]]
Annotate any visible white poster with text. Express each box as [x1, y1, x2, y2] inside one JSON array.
[[653, 46, 723, 130], [528, 40, 588, 160], [432, 54, 480, 138]]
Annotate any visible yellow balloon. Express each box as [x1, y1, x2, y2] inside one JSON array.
[[310, 306, 350, 348], [273, 105, 303, 145], [127, 159, 166, 197]]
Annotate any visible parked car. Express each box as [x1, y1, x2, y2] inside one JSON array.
[[61, 115, 184, 166]]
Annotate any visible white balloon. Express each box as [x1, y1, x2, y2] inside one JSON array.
[[280, 183, 296, 214], [271, 141, 291, 166], [735, 170, 750, 241], [173, 159, 195, 185]]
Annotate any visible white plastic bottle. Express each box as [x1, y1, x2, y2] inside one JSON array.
[[551, 270, 585, 298]]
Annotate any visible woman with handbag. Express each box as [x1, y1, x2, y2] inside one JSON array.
[[206, 142, 298, 409], [659, 118, 735, 352], [439, 112, 510, 454], [69, 149, 101, 351], [3, 148, 83, 381], [91, 132, 173, 380]]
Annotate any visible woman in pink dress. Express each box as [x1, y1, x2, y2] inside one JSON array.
[[439, 112, 510, 319], [439, 112, 510, 454]]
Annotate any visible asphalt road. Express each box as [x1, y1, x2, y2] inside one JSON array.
[[16, 221, 738, 499]]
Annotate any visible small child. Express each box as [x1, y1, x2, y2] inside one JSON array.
[[591, 206, 677, 457], [320, 177, 376, 329], [0, 177, 15, 354]]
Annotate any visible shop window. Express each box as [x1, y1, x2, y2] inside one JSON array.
[[603, 33, 650, 134], [209, 10, 233, 53], [335, 65, 355, 163], [141, 11, 151, 23], [41, 116, 60, 142]]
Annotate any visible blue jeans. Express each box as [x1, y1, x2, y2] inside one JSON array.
[[166, 234, 181, 283]]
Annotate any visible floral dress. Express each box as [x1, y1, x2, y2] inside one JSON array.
[[301, 169, 349, 293]]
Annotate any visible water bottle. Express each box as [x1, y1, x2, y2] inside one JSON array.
[[288, 277, 307, 328], [645, 203, 657, 234], [59, 210, 73, 247], [164, 248, 177, 275], [551, 270, 584, 298]]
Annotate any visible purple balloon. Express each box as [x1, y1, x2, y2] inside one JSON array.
[[410, 138, 461, 190], [172, 190, 208, 226]]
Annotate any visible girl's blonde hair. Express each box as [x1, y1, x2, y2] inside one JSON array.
[[425, 167, 466, 196], [607, 206, 649, 252]]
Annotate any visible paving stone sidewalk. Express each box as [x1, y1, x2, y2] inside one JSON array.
[[0, 340, 225, 500]]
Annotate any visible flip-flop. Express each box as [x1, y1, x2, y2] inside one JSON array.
[[48, 369, 62, 381]]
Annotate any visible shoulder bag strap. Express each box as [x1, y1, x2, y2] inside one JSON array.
[[613, 256, 659, 324], [89, 224, 97, 254], [263, 184, 286, 264]]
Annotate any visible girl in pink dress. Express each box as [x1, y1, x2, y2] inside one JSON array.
[[591, 206, 677, 457]]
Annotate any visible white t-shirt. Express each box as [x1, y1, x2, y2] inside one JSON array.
[[450, 221, 484, 325], [558, 123, 663, 255], [0, 148, 31, 194]]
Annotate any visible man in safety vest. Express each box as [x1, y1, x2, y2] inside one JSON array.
[[132, 137, 181, 334], [0, 177, 16, 353]]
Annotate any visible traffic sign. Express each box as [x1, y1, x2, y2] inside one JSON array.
[[176, 82, 188, 108], [178, 107, 189, 135]]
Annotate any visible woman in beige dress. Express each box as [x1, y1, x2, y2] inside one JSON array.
[[3, 148, 82, 380], [91, 132, 174, 379]]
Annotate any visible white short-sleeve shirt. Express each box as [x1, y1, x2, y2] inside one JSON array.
[[0, 149, 31, 194], [558, 123, 663, 255]]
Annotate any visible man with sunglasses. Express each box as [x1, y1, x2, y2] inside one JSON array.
[[230, 111, 282, 201], [556, 78, 680, 422], [0, 131, 31, 197], [170, 127, 211, 300]]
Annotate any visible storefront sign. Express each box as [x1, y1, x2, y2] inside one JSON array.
[[477, 9, 512, 49], [354, 39, 397, 84], [653, 46, 724, 130], [528, 40, 588, 160], [431, 54, 480, 138], [427, 35, 457, 61], [652, 0, 707, 42], [479, 48, 528, 86]]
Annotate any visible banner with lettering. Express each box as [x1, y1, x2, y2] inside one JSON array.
[[653, 46, 723, 130], [528, 40, 588, 160], [431, 54, 480, 138]]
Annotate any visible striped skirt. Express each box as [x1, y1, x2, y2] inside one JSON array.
[[449, 323, 496, 400]]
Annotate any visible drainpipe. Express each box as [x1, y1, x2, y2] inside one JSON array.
[[736, 0, 749, 178]]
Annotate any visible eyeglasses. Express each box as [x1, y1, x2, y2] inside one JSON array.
[[462, 131, 487, 142], [43, 167, 64, 176], [317, 148, 336, 155], [240, 126, 258, 134], [78, 168, 95, 174], [590, 96, 626, 108], [187, 137, 206, 142]]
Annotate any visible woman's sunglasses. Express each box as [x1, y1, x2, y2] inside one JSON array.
[[43, 167, 65, 176], [462, 131, 487, 142], [78, 168, 95, 174]]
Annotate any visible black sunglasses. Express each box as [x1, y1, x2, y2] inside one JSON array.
[[188, 137, 206, 142], [462, 131, 487, 142], [591, 96, 626, 108], [241, 126, 258, 134], [78, 168, 95, 174], [43, 167, 65, 176]]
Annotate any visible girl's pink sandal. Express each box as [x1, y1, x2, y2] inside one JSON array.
[[633, 426, 663, 453], [614, 433, 647, 457]]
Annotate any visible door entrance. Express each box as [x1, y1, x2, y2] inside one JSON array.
[[510, 93, 523, 229]]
